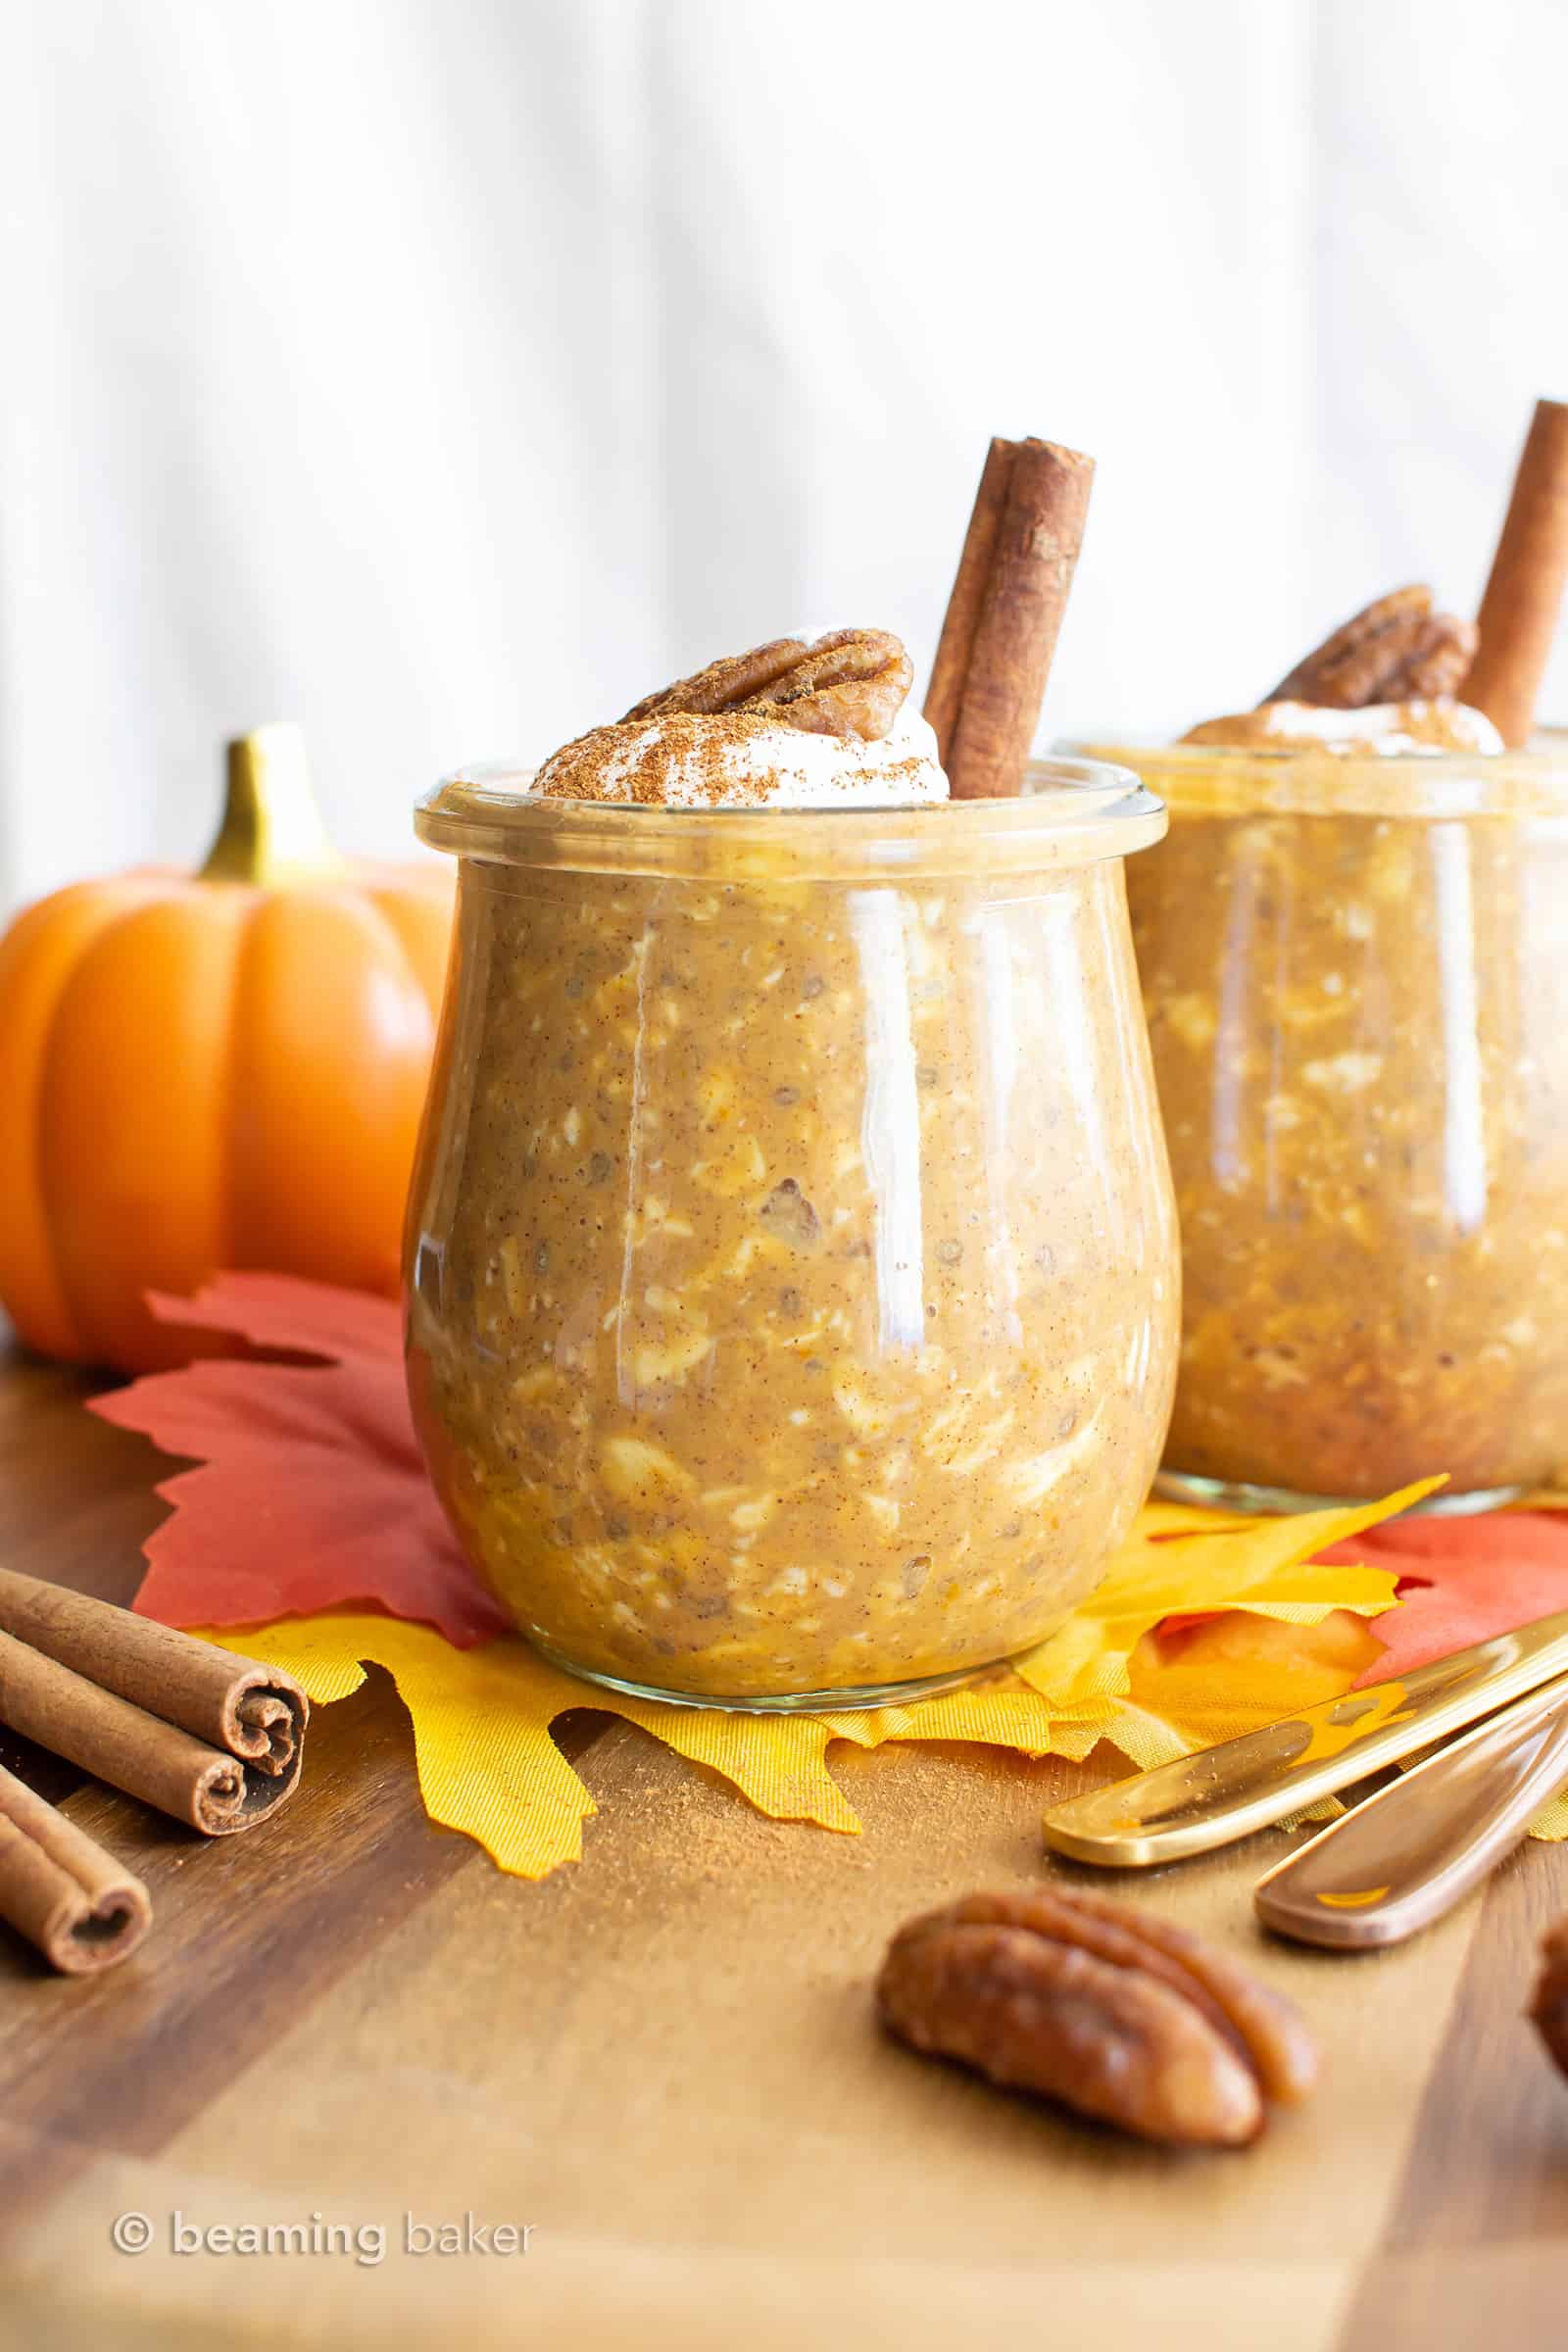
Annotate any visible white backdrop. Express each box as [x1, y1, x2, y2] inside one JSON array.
[[3, 0, 1568, 906]]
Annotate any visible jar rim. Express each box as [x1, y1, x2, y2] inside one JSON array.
[[414, 754, 1166, 879], [1072, 729, 1568, 820]]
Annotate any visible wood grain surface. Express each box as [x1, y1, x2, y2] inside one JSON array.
[[0, 1342, 1565, 2352]]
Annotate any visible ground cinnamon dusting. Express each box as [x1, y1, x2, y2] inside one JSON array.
[[535, 709, 931, 808], [534, 712, 774, 807], [529, 628, 931, 807]]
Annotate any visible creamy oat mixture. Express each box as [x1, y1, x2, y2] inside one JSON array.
[[406, 634, 1177, 1698], [1122, 747, 1568, 1498]]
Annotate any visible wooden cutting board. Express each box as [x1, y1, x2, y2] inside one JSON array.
[[1, 1343, 1565, 2351]]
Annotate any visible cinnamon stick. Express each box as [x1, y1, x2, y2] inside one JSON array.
[[924, 437, 1016, 765], [0, 1567, 306, 1780], [925, 436, 1096, 800], [0, 1633, 295, 1833], [1466, 397, 1568, 747], [0, 1764, 151, 1975]]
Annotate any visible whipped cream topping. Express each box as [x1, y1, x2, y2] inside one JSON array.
[[532, 709, 950, 809], [1181, 698, 1505, 758]]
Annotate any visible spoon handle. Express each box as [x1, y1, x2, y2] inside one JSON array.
[[1252, 1673, 1568, 1950], [1042, 1607, 1568, 1867]]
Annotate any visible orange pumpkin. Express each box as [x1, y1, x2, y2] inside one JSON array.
[[0, 725, 453, 1372]]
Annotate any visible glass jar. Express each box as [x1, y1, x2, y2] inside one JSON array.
[[1115, 739, 1568, 1512], [406, 759, 1177, 1710]]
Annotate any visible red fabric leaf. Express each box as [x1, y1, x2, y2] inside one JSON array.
[[1312, 1513, 1568, 1684], [88, 1274, 510, 1646]]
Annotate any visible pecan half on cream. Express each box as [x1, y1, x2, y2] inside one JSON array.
[[1266, 585, 1478, 708], [876, 1886, 1319, 2148], [1531, 1917, 1568, 2080], [623, 629, 913, 743]]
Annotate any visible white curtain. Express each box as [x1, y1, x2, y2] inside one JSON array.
[[3, 0, 1567, 906]]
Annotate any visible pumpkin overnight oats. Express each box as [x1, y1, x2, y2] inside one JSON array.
[[1109, 575, 1568, 1508], [1124, 737, 1568, 1505], [406, 631, 1178, 1707]]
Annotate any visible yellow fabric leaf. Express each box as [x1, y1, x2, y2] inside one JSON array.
[[193, 1615, 608, 1874], [191, 1474, 1566, 1884], [200, 1616, 1118, 1871], [1528, 1790, 1568, 1840], [813, 1681, 1114, 1757], [1010, 1478, 1433, 1709]]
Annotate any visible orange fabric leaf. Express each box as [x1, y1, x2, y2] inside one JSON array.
[[1313, 1511, 1568, 1684]]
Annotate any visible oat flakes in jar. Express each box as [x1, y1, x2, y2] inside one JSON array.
[[405, 633, 1178, 1709], [1121, 727, 1568, 1512]]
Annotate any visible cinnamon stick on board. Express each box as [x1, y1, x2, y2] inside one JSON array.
[[0, 1633, 300, 1834], [924, 435, 1096, 799], [0, 1570, 308, 1835], [1465, 397, 1568, 748], [0, 1763, 151, 1975], [0, 1566, 306, 1779]]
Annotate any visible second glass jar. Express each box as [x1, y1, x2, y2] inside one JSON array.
[[1118, 741, 1568, 1511]]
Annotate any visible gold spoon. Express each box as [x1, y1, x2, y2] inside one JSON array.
[[1042, 1607, 1568, 1868], [1253, 1672, 1568, 1949]]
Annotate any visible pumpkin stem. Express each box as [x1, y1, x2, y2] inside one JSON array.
[[199, 724, 347, 887]]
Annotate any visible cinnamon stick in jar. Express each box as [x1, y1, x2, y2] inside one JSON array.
[[926, 436, 1096, 799], [0, 1567, 306, 1783], [925, 437, 1017, 766], [1466, 397, 1568, 748], [0, 1765, 151, 1975]]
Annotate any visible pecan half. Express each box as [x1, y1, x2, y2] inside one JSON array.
[[877, 1886, 1318, 2148], [1531, 1916, 1568, 2080], [623, 629, 913, 743], [1266, 585, 1478, 708]]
